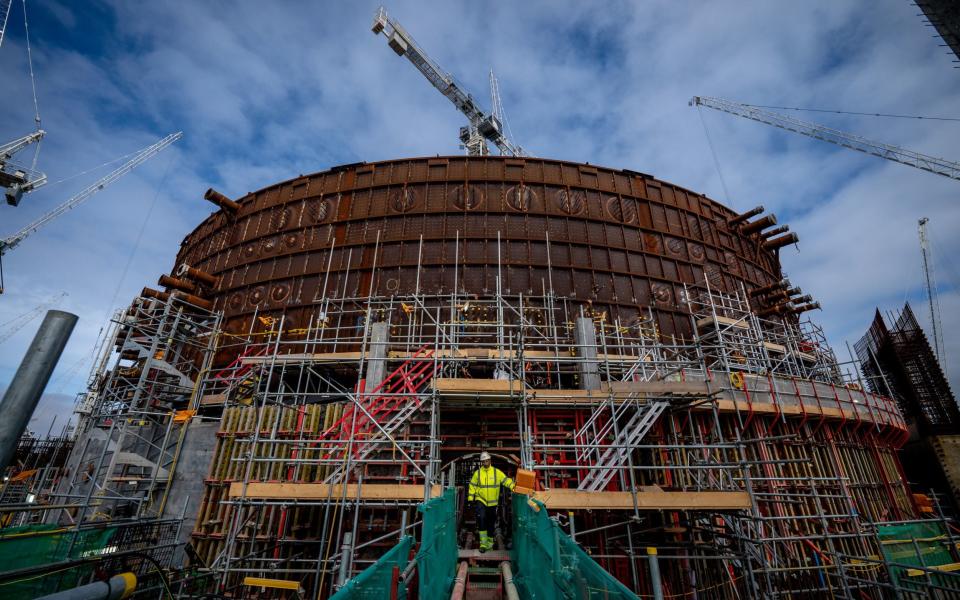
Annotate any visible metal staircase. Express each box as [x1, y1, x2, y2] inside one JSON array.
[[323, 346, 436, 482], [575, 398, 669, 492]]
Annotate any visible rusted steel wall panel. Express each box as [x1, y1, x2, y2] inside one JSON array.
[[173, 156, 783, 347]]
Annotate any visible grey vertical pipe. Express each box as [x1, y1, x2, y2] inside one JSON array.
[[647, 547, 664, 600], [0, 310, 77, 471], [574, 317, 601, 390], [337, 531, 354, 586]]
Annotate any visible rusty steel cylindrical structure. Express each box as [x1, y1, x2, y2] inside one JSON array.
[[172, 157, 785, 357], [763, 232, 799, 250], [740, 213, 777, 235], [204, 188, 240, 213], [158, 274, 197, 294]]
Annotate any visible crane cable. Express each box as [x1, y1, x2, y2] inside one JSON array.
[[696, 105, 734, 207], [741, 103, 960, 123], [21, 0, 41, 171]]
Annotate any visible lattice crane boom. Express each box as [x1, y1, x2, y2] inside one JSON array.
[[0, 291, 66, 344], [371, 6, 525, 157], [690, 96, 960, 182], [1, 132, 182, 256]]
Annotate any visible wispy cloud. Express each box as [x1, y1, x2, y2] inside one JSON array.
[[1, 0, 958, 434]]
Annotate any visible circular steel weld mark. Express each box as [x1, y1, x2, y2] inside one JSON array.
[[451, 185, 483, 210], [643, 233, 661, 253], [261, 237, 279, 254], [506, 185, 535, 212], [688, 243, 705, 262], [228, 293, 244, 310], [556, 189, 585, 215], [270, 207, 291, 231], [310, 198, 331, 223], [249, 286, 266, 305], [651, 282, 672, 304], [270, 284, 290, 303], [391, 188, 417, 213], [666, 237, 685, 257]]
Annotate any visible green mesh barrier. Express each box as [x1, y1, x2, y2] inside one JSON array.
[[0, 524, 118, 599], [877, 522, 960, 593], [330, 535, 413, 600], [510, 494, 639, 600], [417, 487, 459, 600]]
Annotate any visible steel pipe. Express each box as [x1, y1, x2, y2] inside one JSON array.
[[763, 232, 799, 250], [501, 561, 520, 600], [727, 205, 764, 226], [756, 302, 790, 318], [761, 224, 790, 239], [749, 279, 790, 297], [203, 187, 240, 213], [140, 287, 170, 302], [34, 573, 136, 600], [157, 274, 197, 294], [172, 291, 214, 311], [0, 310, 77, 471], [791, 301, 821, 314], [176, 263, 220, 287], [741, 214, 777, 235], [450, 561, 468, 600]]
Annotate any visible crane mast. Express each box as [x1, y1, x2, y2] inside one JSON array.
[[918, 217, 946, 372], [371, 6, 525, 157], [690, 96, 960, 182]]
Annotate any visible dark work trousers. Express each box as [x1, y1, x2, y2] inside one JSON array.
[[475, 502, 498, 534]]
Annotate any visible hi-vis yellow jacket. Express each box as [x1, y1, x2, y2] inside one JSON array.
[[468, 465, 515, 507]]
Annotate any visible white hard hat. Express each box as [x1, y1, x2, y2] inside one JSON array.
[[479, 451, 491, 461]]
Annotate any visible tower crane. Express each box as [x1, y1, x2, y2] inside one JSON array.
[[690, 96, 960, 183], [0, 131, 182, 292], [0, 291, 66, 344], [918, 217, 946, 372], [371, 6, 526, 157], [1, 0, 46, 206], [1, 130, 46, 206]]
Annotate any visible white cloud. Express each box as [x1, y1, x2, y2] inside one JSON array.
[[0, 0, 958, 429]]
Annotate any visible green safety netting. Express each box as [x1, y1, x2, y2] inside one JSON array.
[[0, 523, 118, 599], [511, 494, 639, 600], [877, 521, 960, 593], [417, 487, 459, 600], [330, 535, 414, 600]]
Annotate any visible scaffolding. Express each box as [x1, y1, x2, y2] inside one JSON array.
[[29, 234, 960, 598], [0, 432, 74, 527], [50, 293, 221, 524], [172, 273, 956, 599]]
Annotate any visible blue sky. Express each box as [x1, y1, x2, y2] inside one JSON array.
[[1, 0, 958, 434]]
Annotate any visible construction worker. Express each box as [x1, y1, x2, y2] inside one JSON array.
[[467, 451, 515, 552]]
